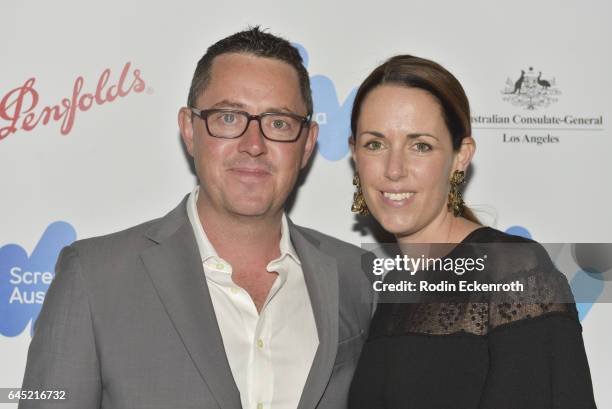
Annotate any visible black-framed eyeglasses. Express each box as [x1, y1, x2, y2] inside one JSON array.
[[190, 107, 311, 142]]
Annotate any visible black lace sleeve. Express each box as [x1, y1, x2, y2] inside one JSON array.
[[486, 238, 578, 329], [477, 237, 597, 409]]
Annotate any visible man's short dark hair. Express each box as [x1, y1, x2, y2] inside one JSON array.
[[187, 26, 313, 115]]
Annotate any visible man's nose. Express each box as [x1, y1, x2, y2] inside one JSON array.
[[237, 118, 267, 156]]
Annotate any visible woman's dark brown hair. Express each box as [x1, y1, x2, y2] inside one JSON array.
[[351, 54, 479, 223]]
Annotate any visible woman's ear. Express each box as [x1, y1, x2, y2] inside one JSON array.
[[349, 136, 356, 163], [453, 136, 476, 172]]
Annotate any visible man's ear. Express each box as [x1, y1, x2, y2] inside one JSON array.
[[300, 121, 319, 169], [452, 136, 476, 173], [178, 107, 195, 157]]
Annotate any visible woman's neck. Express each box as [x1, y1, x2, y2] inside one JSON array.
[[396, 214, 482, 245]]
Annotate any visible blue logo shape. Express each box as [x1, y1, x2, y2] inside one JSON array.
[[505, 225, 532, 239], [504, 225, 603, 321], [294, 43, 357, 161], [570, 270, 604, 321], [0, 221, 76, 337]]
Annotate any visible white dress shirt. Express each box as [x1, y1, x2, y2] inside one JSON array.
[[186, 186, 319, 409]]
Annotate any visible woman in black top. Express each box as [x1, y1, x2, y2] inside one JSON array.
[[347, 55, 596, 409]]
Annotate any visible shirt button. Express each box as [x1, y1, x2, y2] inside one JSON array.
[[257, 339, 264, 349], [216, 263, 224, 270], [257, 403, 263, 409]]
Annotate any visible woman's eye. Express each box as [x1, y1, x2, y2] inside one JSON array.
[[414, 142, 432, 152], [364, 140, 384, 150]]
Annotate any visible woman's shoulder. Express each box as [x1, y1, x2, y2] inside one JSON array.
[[463, 225, 536, 244], [460, 227, 579, 330], [461, 226, 554, 275]]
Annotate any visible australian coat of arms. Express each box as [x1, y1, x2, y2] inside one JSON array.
[[502, 67, 560, 110]]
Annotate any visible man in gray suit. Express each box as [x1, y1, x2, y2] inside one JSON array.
[[19, 27, 374, 409]]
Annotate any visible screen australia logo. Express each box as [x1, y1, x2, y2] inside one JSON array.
[[0, 222, 76, 337], [501, 67, 560, 110]]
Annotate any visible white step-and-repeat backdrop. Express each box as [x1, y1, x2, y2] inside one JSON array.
[[2, 1, 611, 407]]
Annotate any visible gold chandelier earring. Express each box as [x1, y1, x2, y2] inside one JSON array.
[[351, 174, 369, 215], [447, 170, 465, 217]]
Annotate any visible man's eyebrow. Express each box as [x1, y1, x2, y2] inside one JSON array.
[[209, 101, 302, 115], [264, 106, 298, 114], [210, 100, 246, 109]]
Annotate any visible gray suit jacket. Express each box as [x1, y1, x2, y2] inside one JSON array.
[[19, 196, 375, 409]]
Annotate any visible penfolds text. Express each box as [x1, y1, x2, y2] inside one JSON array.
[[0, 62, 145, 140]]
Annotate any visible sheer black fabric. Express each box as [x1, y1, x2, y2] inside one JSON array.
[[349, 227, 597, 409]]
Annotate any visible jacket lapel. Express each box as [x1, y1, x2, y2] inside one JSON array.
[[140, 198, 241, 409], [289, 222, 340, 409]]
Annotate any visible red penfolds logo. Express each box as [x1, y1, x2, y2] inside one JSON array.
[[0, 62, 145, 140]]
